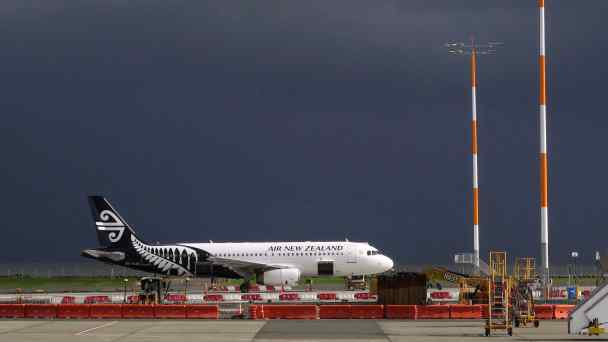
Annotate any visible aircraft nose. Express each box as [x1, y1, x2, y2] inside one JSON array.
[[380, 255, 394, 272]]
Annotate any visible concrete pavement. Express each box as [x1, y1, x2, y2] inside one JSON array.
[[0, 319, 596, 342]]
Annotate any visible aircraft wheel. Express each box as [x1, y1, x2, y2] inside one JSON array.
[[534, 320, 540, 328], [484, 328, 490, 336], [507, 327, 513, 336]]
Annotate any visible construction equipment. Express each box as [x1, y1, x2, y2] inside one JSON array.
[[132, 277, 171, 304], [512, 257, 540, 328], [345, 275, 367, 290], [423, 267, 488, 304], [485, 251, 513, 336]]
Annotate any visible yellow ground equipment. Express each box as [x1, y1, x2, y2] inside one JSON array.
[[485, 251, 513, 336], [423, 267, 487, 304], [513, 257, 540, 328], [588, 318, 606, 336]]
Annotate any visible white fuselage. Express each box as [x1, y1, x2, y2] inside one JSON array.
[[182, 241, 393, 277]]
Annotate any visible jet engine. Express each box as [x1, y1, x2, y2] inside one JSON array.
[[257, 268, 301, 286]]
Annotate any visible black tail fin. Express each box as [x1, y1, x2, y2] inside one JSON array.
[[88, 196, 139, 249]]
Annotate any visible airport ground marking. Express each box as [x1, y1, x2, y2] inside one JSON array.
[[75, 321, 118, 336]]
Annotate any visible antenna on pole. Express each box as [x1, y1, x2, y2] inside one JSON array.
[[444, 39, 502, 276]]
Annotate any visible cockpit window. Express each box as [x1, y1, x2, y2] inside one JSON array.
[[367, 250, 380, 256]]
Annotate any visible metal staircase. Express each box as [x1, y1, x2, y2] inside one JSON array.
[[485, 251, 513, 336], [513, 257, 539, 328]]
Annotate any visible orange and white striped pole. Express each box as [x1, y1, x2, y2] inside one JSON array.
[[446, 40, 500, 274], [538, 0, 550, 286], [471, 48, 480, 274]]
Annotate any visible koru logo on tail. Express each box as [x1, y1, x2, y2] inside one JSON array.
[[95, 210, 125, 243]]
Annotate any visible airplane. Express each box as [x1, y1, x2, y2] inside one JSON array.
[[82, 196, 394, 289]]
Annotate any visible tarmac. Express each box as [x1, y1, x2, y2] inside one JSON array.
[[0, 319, 599, 342]]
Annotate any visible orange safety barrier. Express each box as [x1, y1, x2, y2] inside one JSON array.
[[249, 305, 259, 319], [317, 293, 337, 301], [261, 305, 317, 319], [449, 304, 482, 319], [242, 294, 262, 301], [154, 305, 186, 319], [417, 304, 450, 319], [25, 304, 57, 318], [318, 305, 351, 319], [57, 304, 91, 319], [90, 304, 123, 319], [534, 304, 554, 320], [385, 305, 417, 319], [61, 296, 76, 304], [186, 305, 219, 319], [351, 305, 384, 319], [0, 304, 25, 318], [480, 304, 489, 319], [554, 305, 575, 320], [279, 293, 300, 301], [122, 304, 155, 318], [203, 294, 224, 302]]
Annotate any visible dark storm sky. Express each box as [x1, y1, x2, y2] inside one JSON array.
[[1, 1, 606, 264]]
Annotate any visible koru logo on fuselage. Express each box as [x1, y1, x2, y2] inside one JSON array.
[[95, 210, 125, 243]]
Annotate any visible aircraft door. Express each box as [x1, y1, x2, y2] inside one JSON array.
[[317, 261, 334, 276], [346, 246, 357, 264]]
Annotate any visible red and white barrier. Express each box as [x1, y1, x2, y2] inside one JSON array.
[[84, 295, 111, 304], [317, 293, 337, 301], [279, 293, 300, 301], [164, 294, 187, 303], [241, 293, 263, 302], [203, 294, 224, 302]]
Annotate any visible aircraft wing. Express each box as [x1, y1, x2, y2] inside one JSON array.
[[208, 256, 293, 279]]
